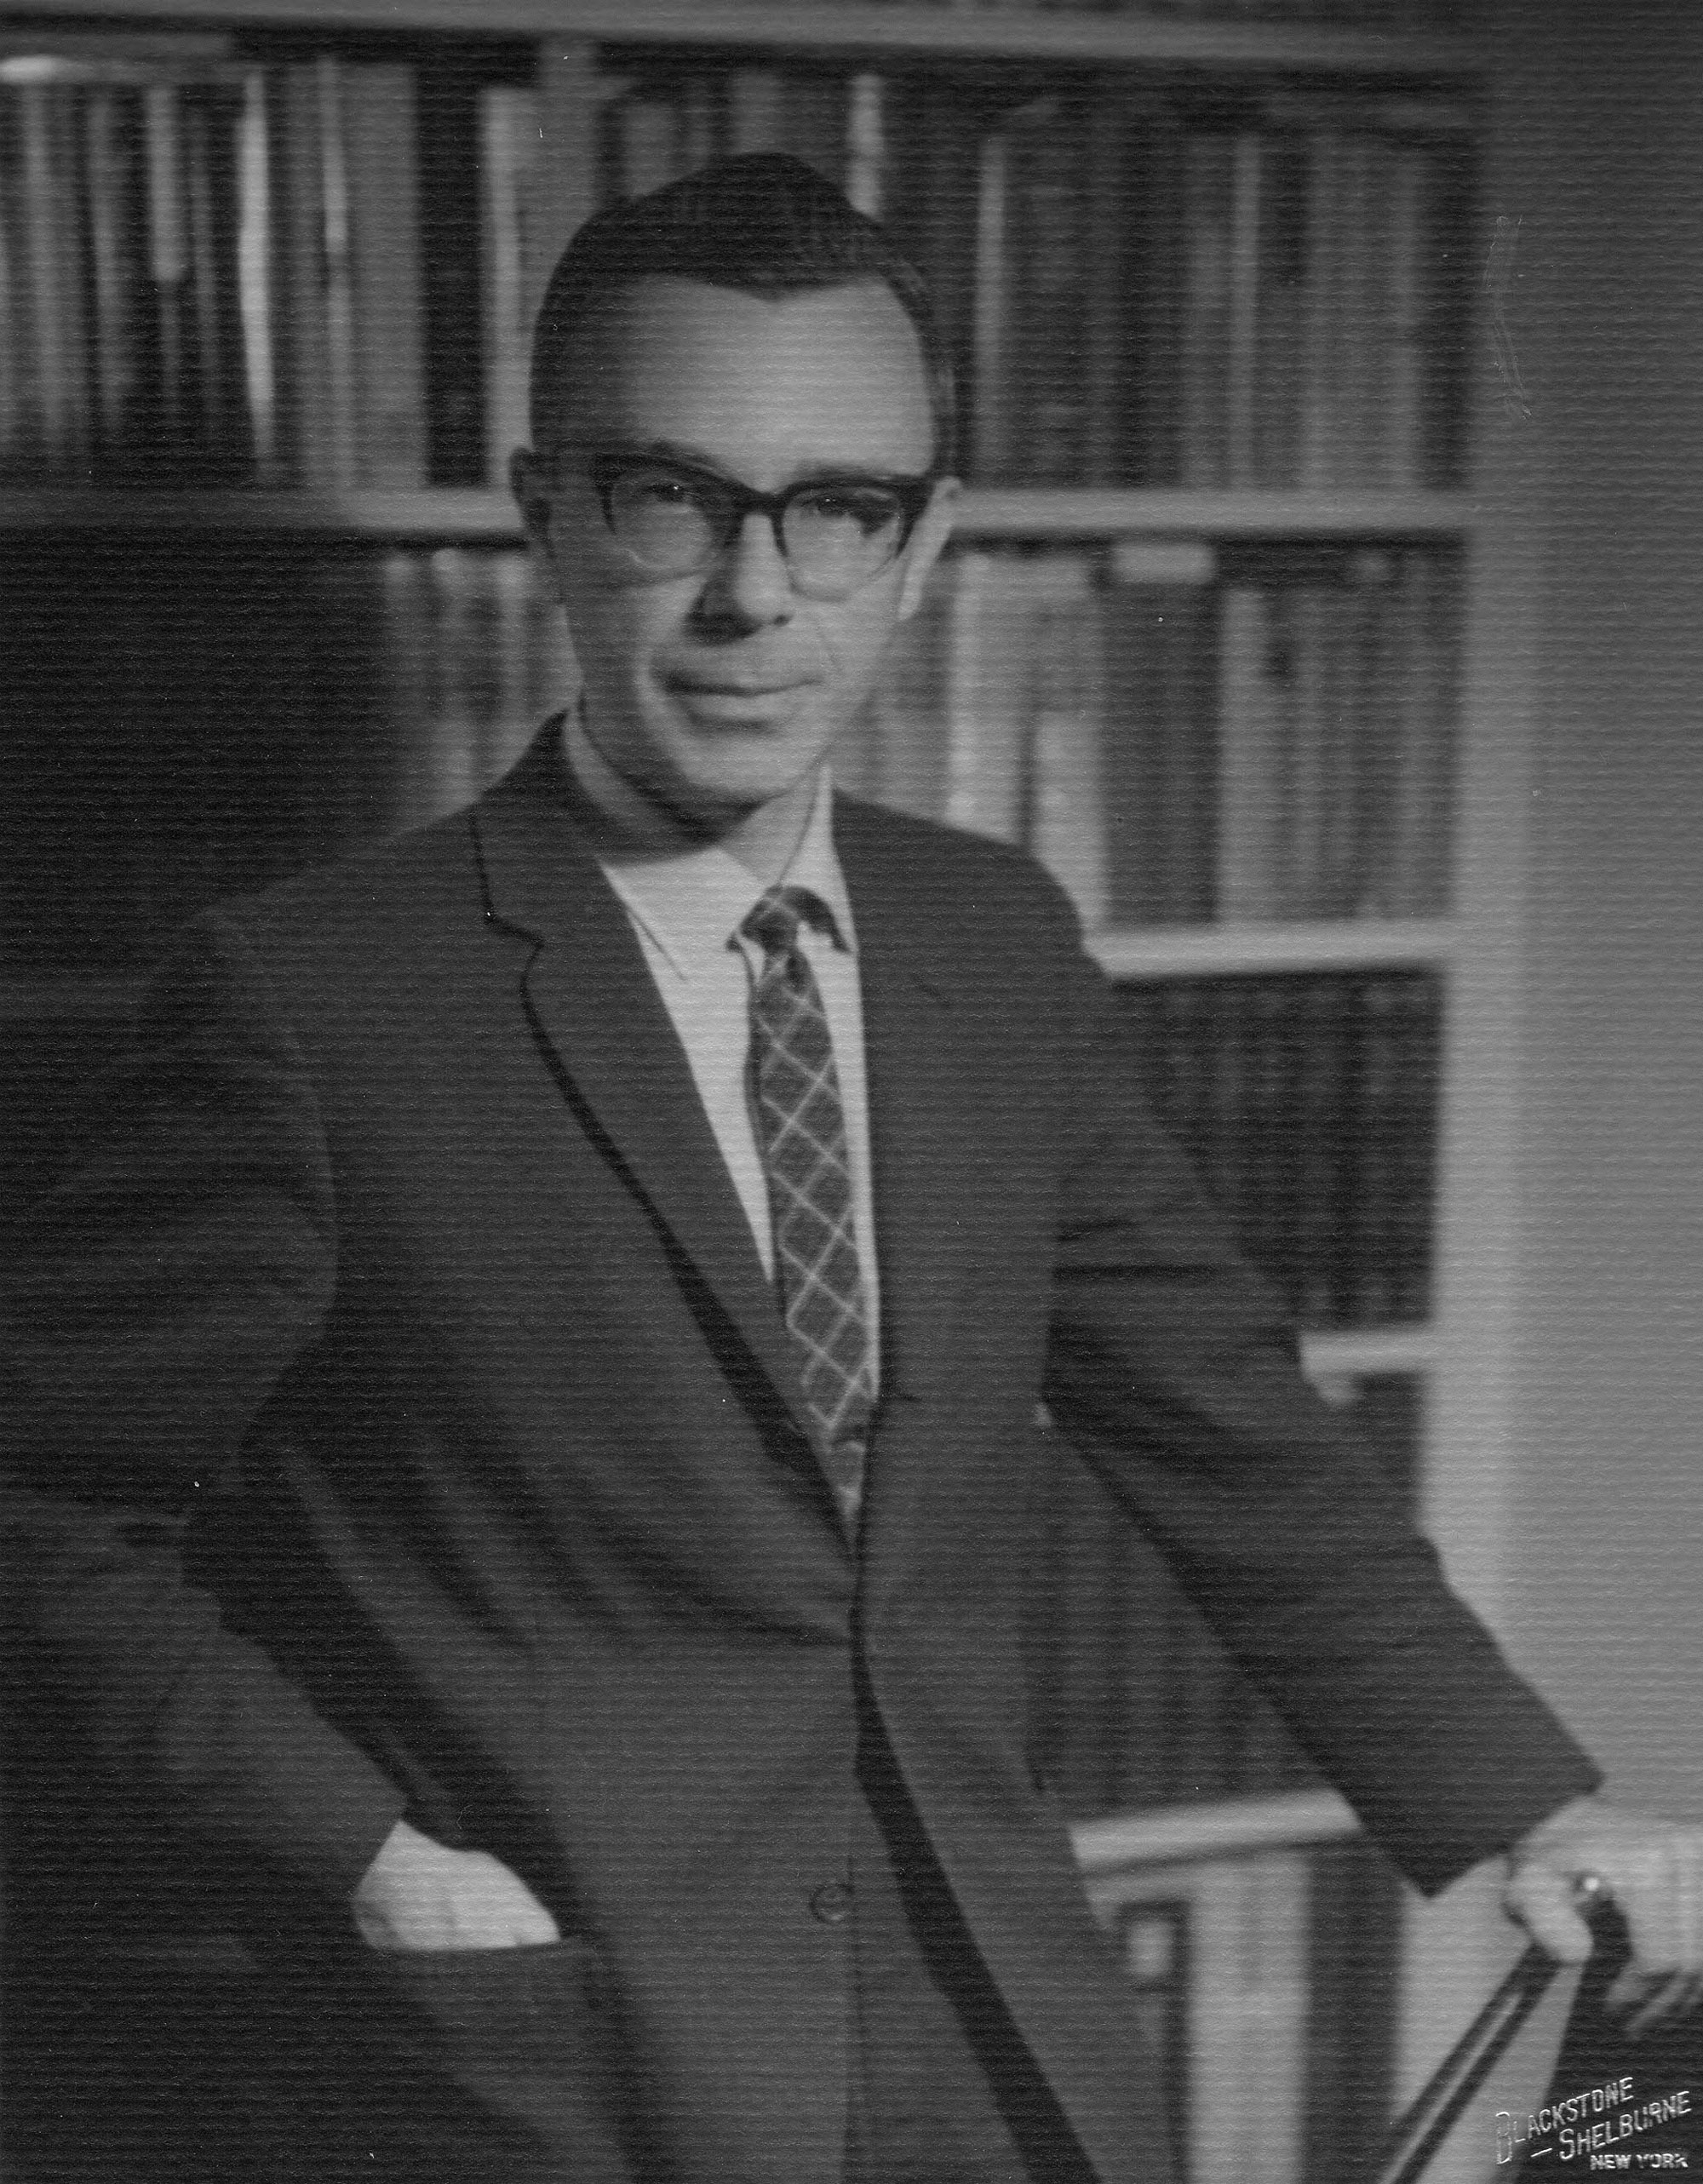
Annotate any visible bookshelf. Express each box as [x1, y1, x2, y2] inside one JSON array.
[[3, 4, 1485, 2179]]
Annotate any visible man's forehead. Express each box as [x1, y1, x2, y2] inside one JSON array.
[[551, 275, 936, 479]]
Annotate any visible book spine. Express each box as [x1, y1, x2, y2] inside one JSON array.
[[479, 83, 541, 485], [1339, 133, 1390, 488], [1382, 135, 1428, 490], [0, 98, 20, 474], [611, 83, 678, 202], [845, 70, 885, 220], [1213, 583, 1283, 923], [1179, 128, 1235, 487], [1081, 97, 1127, 485], [234, 67, 278, 482], [862, 561, 952, 824], [1291, 973, 1352, 1324], [181, 88, 233, 467], [1279, 584, 1330, 920], [277, 63, 332, 485], [1027, 552, 1108, 930], [1311, 576, 1361, 919], [81, 83, 149, 473], [943, 549, 1027, 844], [1224, 128, 1262, 487], [1298, 129, 1342, 490], [313, 55, 357, 487], [342, 63, 427, 490], [1253, 131, 1308, 487], [1101, 538, 1218, 926], [678, 73, 720, 177], [1341, 546, 1396, 919], [20, 82, 90, 473], [726, 66, 783, 156], [1122, 102, 1185, 486], [1005, 95, 1089, 484], [970, 121, 1012, 480], [1387, 547, 1458, 915]]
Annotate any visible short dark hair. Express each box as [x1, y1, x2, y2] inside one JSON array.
[[528, 152, 955, 470]]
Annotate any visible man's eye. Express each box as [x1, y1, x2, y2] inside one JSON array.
[[627, 471, 707, 511], [796, 489, 901, 535]]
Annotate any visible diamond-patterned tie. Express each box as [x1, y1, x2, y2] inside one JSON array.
[[742, 886, 874, 1528]]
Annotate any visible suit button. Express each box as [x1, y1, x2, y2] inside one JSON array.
[[810, 1881, 853, 1925]]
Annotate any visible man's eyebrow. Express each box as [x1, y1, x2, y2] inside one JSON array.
[[603, 437, 928, 487]]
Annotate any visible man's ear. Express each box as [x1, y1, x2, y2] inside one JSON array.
[[896, 474, 960, 622], [509, 446, 553, 548], [511, 447, 568, 605]]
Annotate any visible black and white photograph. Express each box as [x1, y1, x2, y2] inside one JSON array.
[[3, 3, 1700, 2180]]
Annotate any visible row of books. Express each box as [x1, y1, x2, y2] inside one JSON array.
[[0, 43, 1473, 492], [846, 0, 1459, 21], [1035, 1373, 1419, 1819], [840, 538, 1459, 930], [3, 525, 1455, 980], [3, 538, 577, 979], [379, 547, 578, 829], [599, 67, 1475, 490], [0, 58, 267, 482], [1117, 971, 1438, 1327]]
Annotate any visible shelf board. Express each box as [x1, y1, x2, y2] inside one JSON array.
[[1089, 917, 1454, 981], [1071, 1787, 1359, 1877], [1300, 1324, 1436, 1382], [10, 2, 1478, 76], [958, 487, 1476, 538], [0, 487, 525, 540], [0, 485, 1476, 542]]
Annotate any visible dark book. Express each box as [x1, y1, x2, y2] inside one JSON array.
[[81, 82, 152, 471], [1178, 124, 1236, 487], [417, 56, 486, 487], [1115, 971, 1440, 1328], [1101, 540, 1218, 927], [880, 74, 985, 474], [1118, 99, 1187, 485], [1253, 129, 1310, 485], [993, 91, 1095, 482]]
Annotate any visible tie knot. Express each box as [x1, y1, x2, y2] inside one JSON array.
[[742, 886, 833, 960]]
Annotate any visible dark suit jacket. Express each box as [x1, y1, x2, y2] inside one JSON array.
[[3, 726, 1597, 2183]]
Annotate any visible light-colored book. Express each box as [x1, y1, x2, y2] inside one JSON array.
[[1027, 553, 1108, 930], [1215, 584, 1284, 924], [943, 549, 1030, 844], [479, 82, 541, 484]]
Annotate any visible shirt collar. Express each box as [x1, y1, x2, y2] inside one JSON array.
[[563, 706, 857, 983]]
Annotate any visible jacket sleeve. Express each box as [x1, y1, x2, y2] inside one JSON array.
[[1038, 915, 1598, 1896], [1, 910, 407, 1904]]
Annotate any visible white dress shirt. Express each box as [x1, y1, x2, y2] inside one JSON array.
[[564, 712, 881, 1389]]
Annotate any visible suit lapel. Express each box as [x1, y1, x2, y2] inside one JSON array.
[[834, 797, 990, 1574], [472, 729, 820, 1459]]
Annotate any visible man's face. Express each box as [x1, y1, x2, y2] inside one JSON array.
[[514, 276, 956, 829]]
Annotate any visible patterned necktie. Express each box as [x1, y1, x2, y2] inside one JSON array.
[[742, 885, 874, 1529]]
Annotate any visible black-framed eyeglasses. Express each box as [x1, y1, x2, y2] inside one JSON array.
[[560, 443, 938, 601]]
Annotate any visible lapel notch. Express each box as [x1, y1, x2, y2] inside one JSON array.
[[472, 728, 823, 1462]]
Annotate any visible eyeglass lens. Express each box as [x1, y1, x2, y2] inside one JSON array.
[[606, 466, 910, 598]]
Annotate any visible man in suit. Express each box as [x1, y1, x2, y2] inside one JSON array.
[[5, 156, 1699, 2184]]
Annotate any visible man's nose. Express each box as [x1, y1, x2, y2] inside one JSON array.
[[701, 508, 794, 627]]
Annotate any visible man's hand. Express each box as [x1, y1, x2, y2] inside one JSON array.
[[1505, 1795, 1703, 2036], [351, 1819, 561, 1953]]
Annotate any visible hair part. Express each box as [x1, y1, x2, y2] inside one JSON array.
[[528, 153, 956, 471]]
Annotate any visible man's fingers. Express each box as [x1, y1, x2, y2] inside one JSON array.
[[1503, 1864, 1597, 1964], [1606, 1964, 1703, 2040]]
